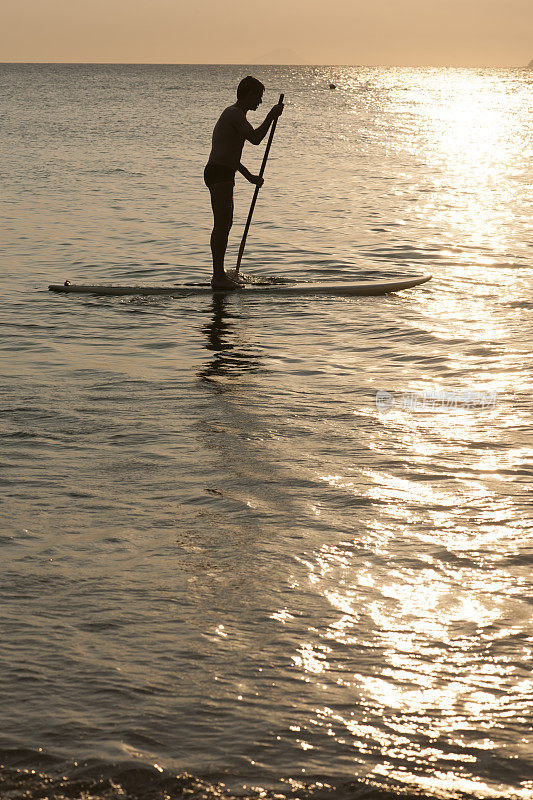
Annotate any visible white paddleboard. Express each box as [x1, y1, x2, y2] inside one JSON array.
[[49, 275, 432, 297]]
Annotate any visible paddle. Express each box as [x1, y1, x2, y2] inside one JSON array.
[[235, 93, 284, 276]]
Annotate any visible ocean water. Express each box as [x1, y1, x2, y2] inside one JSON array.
[[0, 63, 532, 800]]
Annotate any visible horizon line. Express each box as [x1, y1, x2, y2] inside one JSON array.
[[0, 61, 528, 69]]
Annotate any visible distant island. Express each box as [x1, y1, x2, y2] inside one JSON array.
[[252, 47, 307, 64]]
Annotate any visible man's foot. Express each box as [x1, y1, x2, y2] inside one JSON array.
[[211, 272, 241, 290]]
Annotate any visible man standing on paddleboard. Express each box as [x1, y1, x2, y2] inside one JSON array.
[[204, 76, 284, 289]]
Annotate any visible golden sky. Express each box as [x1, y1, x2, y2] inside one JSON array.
[[1, 0, 531, 66]]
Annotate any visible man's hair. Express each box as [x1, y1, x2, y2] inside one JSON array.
[[237, 76, 265, 99]]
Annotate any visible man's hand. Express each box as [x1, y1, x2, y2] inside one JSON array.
[[249, 174, 264, 187], [268, 102, 284, 121]]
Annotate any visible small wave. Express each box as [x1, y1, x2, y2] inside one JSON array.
[[80, 168, 146, 176], [503, 300, 533, 309], [0, 757, 519, 800], [238, 274, 295, 285]]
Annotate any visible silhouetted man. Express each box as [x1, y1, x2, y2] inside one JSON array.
[[204, 76, 284, 289]]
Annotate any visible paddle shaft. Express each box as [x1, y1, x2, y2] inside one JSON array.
[[235, 93, 284, 274]]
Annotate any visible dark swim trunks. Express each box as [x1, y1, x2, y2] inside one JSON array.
[[204, 163, 236, 187]]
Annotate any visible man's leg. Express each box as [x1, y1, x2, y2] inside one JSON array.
[[209, 181, 238, 288]]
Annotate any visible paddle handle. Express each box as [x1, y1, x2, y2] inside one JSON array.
[[235, 93, 284, 274]]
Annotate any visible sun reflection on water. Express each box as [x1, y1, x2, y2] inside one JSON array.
[[353, 69, 533, 274], [251, 68, 530, 798], [286, 393, 532, 796]]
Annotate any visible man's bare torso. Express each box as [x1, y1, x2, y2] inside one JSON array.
[[207, 105, 254, 170]]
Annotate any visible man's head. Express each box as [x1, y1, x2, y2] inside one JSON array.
[[237, 76, 265, 110]]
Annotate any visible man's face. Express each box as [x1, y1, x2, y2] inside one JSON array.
[[248, 89, 264, 110]]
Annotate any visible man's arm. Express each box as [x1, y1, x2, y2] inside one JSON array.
[[248, 103, 284, 145], [237, 163, 264, 186], [237, 163, 253, 180]]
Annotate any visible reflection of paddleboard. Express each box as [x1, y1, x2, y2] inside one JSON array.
[[49, 275, 432, 297]]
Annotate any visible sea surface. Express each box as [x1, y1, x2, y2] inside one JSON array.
[[0, 64, 532, 800]]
